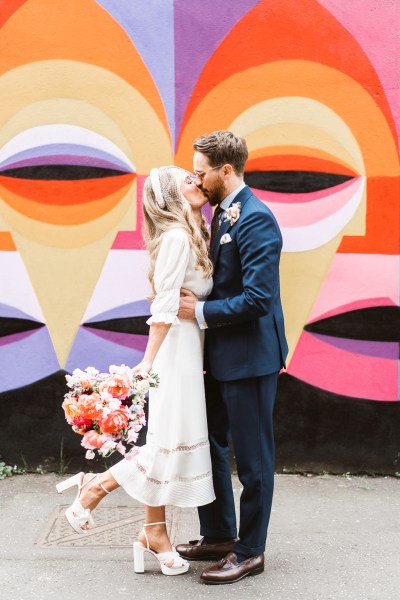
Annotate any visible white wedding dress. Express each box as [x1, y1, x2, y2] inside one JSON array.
[[110, 228, 215, 507]]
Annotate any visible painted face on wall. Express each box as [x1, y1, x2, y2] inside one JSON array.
[[176, 0, 400, 403], [1, 0, 399, 410], [0, 0, 173, 390]]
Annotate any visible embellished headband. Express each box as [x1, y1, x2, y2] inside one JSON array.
[[150, 168, 166, 209]]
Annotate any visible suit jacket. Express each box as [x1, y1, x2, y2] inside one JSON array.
[[203, 185, 288, 381]]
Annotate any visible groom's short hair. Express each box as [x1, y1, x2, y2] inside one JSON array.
[[193, 130, 248, 176]]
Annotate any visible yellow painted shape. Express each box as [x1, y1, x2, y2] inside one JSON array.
[[247, 146, 357, 174], [245, 124, 361, 177], [177, 60, 399, 177], [231, 96, 364, 173], [0, 61, 173, 172]]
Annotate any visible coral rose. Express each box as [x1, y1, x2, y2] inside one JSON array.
[[104, 374, 131, 399], [62, 397, 80, 423], [77, 393, 102, 420], [82, 430, 109, 449], [100, 406, 129, 434]]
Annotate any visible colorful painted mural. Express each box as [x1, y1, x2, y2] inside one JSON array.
[[0, 0, 399, 472]]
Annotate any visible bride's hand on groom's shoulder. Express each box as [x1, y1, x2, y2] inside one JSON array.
[[178, 288, 197, 320]]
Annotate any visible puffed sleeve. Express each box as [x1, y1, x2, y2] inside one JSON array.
[[146, 228, 190, 326]]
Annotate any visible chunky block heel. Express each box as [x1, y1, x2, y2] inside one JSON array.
[[133, 522, 189, 576]]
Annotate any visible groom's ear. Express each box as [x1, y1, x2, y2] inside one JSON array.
[[223, 164, 234, 178]]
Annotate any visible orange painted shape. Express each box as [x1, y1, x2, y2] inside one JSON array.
[[0, 0, 30, 28], [0, 232, 16, 250], [339, 176, 400, 254], [245, 155, 357, 177], [0, 180, 133, 225], [176, 61, 399, 179], [0, 173, 134, 206], [179, 0, 396, 147], [0, 0, 168, 132]]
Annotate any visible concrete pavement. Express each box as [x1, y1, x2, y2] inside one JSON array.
[[0, 473, 399, 600]]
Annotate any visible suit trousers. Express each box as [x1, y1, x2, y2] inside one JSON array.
[[198, 371, 279, 557]]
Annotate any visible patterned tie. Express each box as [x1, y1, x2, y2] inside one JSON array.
[[210, 205, 224, 250]]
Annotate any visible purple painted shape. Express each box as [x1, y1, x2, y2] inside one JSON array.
[[202, 203, 212, 224], [95, 0, 175, 146], [312, 333, 398, 360], [84, 327, 148, 351], [0, 144, 133, 172], [174, 0, 259, 143], [0, 156, 128, 172], [65, 327, 144, 373], [0, 327, 59, 392], [0, 302, 41, 321], [0, 329, 39, 347], [84, 299, 151, 323]]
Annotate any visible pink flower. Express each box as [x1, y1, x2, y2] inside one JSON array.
[[116, 442, 126, 455], [82, 430, 109, 449], [103, 374, 131, 399], [99, 406, 129, 434]]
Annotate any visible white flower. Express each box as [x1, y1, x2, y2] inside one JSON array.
[[136, 379, 150, 394], [224, 202, 241, 226], [85, 450, 95, 460], [85, 366, 99, 377]]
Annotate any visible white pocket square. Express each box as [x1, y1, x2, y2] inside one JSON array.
[[220, 233, 232, 245]]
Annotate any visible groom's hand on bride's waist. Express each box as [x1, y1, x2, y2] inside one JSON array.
[[178, 288, 197, 320]]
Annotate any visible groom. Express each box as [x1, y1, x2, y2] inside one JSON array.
[[177, 131, 288, 584]]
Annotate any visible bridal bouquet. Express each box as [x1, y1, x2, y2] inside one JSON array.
[[62, 364, 159, 460]]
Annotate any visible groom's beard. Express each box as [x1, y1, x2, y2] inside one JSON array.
[[199, 178, 225, 207]]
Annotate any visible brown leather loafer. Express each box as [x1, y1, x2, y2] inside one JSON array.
[[200, 552, 264, 584], [175, 537, 236, 561]]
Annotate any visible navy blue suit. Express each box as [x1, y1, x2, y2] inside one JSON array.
[[199, 185, 288, 558]]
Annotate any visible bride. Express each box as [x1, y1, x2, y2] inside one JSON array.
[[56, 166, 215, 576]]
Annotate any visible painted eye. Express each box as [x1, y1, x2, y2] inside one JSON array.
[[244, 153, 363, 252], [244, 170, 353, 194], [0, 125, 136, 225]]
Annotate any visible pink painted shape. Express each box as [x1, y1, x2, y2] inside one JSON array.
[[112, 175, 146, 250], [317, 0, 400, 148], [257, 178, 363, 227], [308, 254, 399, 322], [0, 329, 37, 347], [308, 297, 396, 323], [288, 330, 398, 401], [251, 177, 355, 203]]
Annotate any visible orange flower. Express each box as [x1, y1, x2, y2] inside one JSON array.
[[77, 393, 102, 420], [100, 406, 129, 434], [62, 397, 80, 423]]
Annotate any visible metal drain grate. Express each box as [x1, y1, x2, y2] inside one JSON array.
[[37, 505, 178, 548]]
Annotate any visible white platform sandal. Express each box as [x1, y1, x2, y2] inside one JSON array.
[[56, 472, 110, 534], [133, 522, 189, 576]]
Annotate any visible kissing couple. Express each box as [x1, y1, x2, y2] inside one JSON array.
[[56, 130, 288, 585]]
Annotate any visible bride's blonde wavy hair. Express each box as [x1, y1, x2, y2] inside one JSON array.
[[142, 166, 213, 296]]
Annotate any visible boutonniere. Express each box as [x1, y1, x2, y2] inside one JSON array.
[[224, 202, 241, 226]]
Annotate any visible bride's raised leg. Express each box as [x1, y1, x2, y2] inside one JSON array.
[[56, 470, 120, 533]]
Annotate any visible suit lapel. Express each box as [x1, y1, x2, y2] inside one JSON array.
[[210, 186, 253, 266]]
